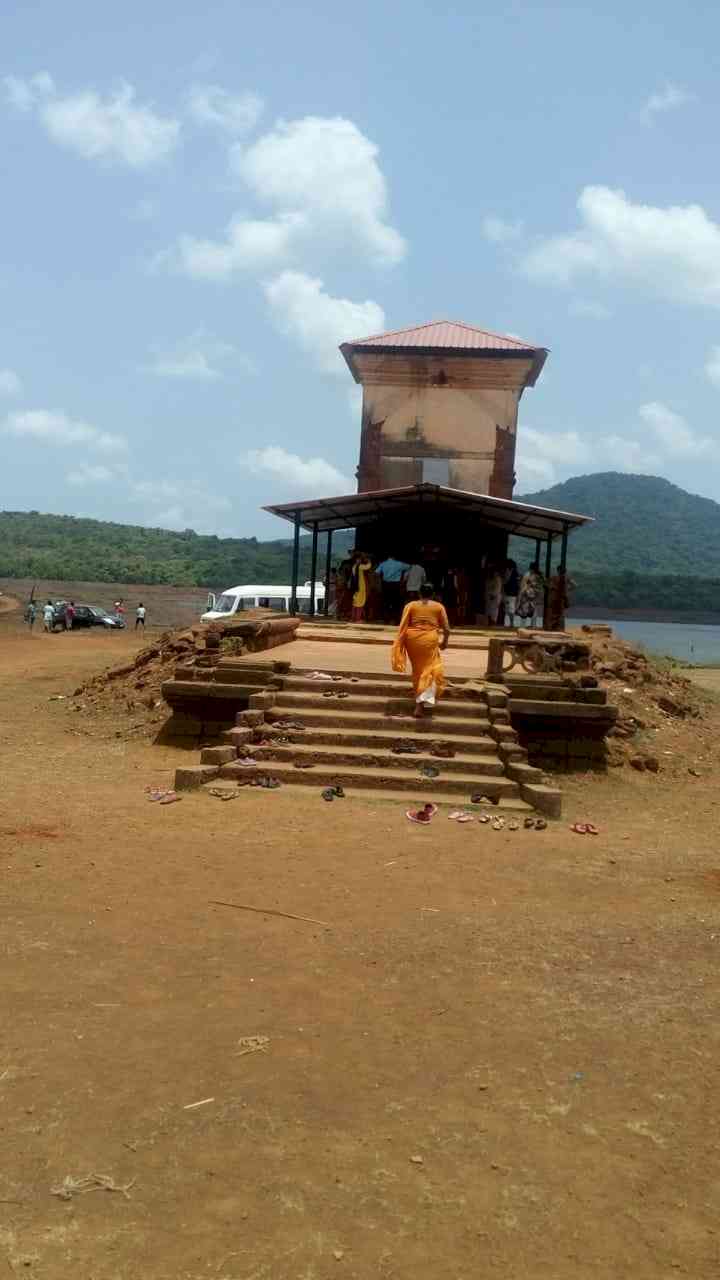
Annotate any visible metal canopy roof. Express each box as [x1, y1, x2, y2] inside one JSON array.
[[264, 483, 592, 541]]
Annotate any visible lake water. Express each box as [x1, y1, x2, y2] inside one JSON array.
[[571, 618, 720, 665]]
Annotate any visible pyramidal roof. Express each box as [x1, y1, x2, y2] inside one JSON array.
[[341, 319, 544, 353]]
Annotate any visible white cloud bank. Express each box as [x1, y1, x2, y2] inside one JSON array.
[[188, 85, 263, 134], [516, 400, 710, 490], [640, 83, 694, 125], [3, 409, 126, 452], [170, 114, 405, 277], [521, 186, 720, 307], [242, 445, 351, 495], [4, 74, 180, 168], [0, 368, 22, 395], [263, 271, 384, 375], [145, 332, 247, 379]]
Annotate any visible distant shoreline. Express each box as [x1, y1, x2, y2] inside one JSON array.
[[569, 607, 720, 626]]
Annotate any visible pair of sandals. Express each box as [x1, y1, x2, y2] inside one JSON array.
[[145, 787, 180, 805], [571, 822, 599, 835], [322, 690, 350, 699], [475, 814, 512, 830], [393, 741, 421, 755], [322, 785, 346, 801]]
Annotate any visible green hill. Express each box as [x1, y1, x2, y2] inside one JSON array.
[[0, 509, 348, 589], [2, 472, 720, 612], [514, 473, 720, 611]]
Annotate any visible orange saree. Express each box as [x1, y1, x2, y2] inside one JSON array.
[[391, 600, 449, 701]]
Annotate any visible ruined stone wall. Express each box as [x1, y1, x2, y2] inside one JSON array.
[[357, 383, 520, 497]]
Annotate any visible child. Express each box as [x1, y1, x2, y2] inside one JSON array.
[[135, 602, 146, 629]]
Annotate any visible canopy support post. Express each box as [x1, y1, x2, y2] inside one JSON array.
[[543, 536, 553, 630], [560, 525, 569, 572], [535, 538, 542, 567], [309, 523, 319, 617], [290, 511, 301, 616], [323, 529, 333, 617]]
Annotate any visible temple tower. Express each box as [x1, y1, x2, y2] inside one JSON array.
[[340, 320, 547, 499]]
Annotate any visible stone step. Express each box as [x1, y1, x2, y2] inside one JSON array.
[[273, 690, 491, 720], [282, 675, 486, 700], [332, 788, 536, 814], [248, 741, 506, 777], [511, 699, 618, 721], [266, 706, 493, 736], [244, 724, 500, 756], [218, 758, 521, 799]]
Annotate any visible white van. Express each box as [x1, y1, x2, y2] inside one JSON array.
[[202, 582, 326, 622]]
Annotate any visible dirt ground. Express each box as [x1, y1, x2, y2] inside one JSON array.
[[1, 610, 719, 1279]]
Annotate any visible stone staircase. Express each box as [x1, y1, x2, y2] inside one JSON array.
[[175, 666, 562, 816]]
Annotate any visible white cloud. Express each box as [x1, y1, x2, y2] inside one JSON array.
[[601, 435, 660, 473], [127, 476, 232, 533], [704, 345, 720, 388], [145, 331, 240, 379], [6, 74, 180, 168], [188, 85, 263, 134], [4, 71, 54, 111], [3, 409, 126, 452], [66, 462, 116, 486], [233, 115, 405, 265], [264, 270, 384, 375], [0, 369, 22, 396], [638, 400, 711, 455], [515, 455, 557, 492], [169, 213, 302, 279], [169, 114, 405, 278], [521, 186, 720, 307], [481, 215, 523, 243], [242, 445, 351, 495], [568, 299, 611, 319], [521, 427, 592, 466], [640, 83, 693, 125]]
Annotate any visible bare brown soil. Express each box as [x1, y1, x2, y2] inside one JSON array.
[[1, 608, 719, 1278]]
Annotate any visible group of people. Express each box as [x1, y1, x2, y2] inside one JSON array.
[[24, 597, 147, 631], [333, 553, 428, 625], [331, 551, 571, 630]]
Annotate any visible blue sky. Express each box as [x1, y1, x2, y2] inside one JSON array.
[[2, 0, 719, 538]]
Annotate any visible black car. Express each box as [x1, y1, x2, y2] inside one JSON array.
[[52, 603, 126, 630]]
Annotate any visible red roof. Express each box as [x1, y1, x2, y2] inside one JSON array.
[[340, 319, 548, 387], [342, 319, 543, 353]]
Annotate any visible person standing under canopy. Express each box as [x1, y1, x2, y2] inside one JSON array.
[[391, 583, 450, 718], [350, 551, 373, 622], [376, 554, 409, 623]]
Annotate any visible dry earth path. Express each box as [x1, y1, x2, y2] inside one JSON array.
[[1, 612, 719, 1278]]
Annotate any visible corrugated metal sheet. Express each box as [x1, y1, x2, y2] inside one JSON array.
[[344, 319, 541, 353], [264, 483, 592, 539]]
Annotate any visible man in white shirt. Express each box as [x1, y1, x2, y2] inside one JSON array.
[[404, 563, 426, 601], [135, 603, 146, 630]]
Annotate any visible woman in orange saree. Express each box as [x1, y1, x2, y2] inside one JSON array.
[[391, 584, 450, 717]]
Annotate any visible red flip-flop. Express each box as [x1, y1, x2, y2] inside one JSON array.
[[406, 804, 438, 824]]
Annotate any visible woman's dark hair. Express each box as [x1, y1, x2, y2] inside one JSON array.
[[420, 582, 435, 597]]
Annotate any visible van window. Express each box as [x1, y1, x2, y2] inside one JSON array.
[[265, 597, 288, 611], [214, 593, 237, 613], [237, 597, 257, 611]]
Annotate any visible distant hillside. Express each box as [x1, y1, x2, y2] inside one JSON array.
[[513, 473, 720, 611], [516, 473, 720, 576], [0, 510, 351, 589], [2, 472, 720, 612]]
